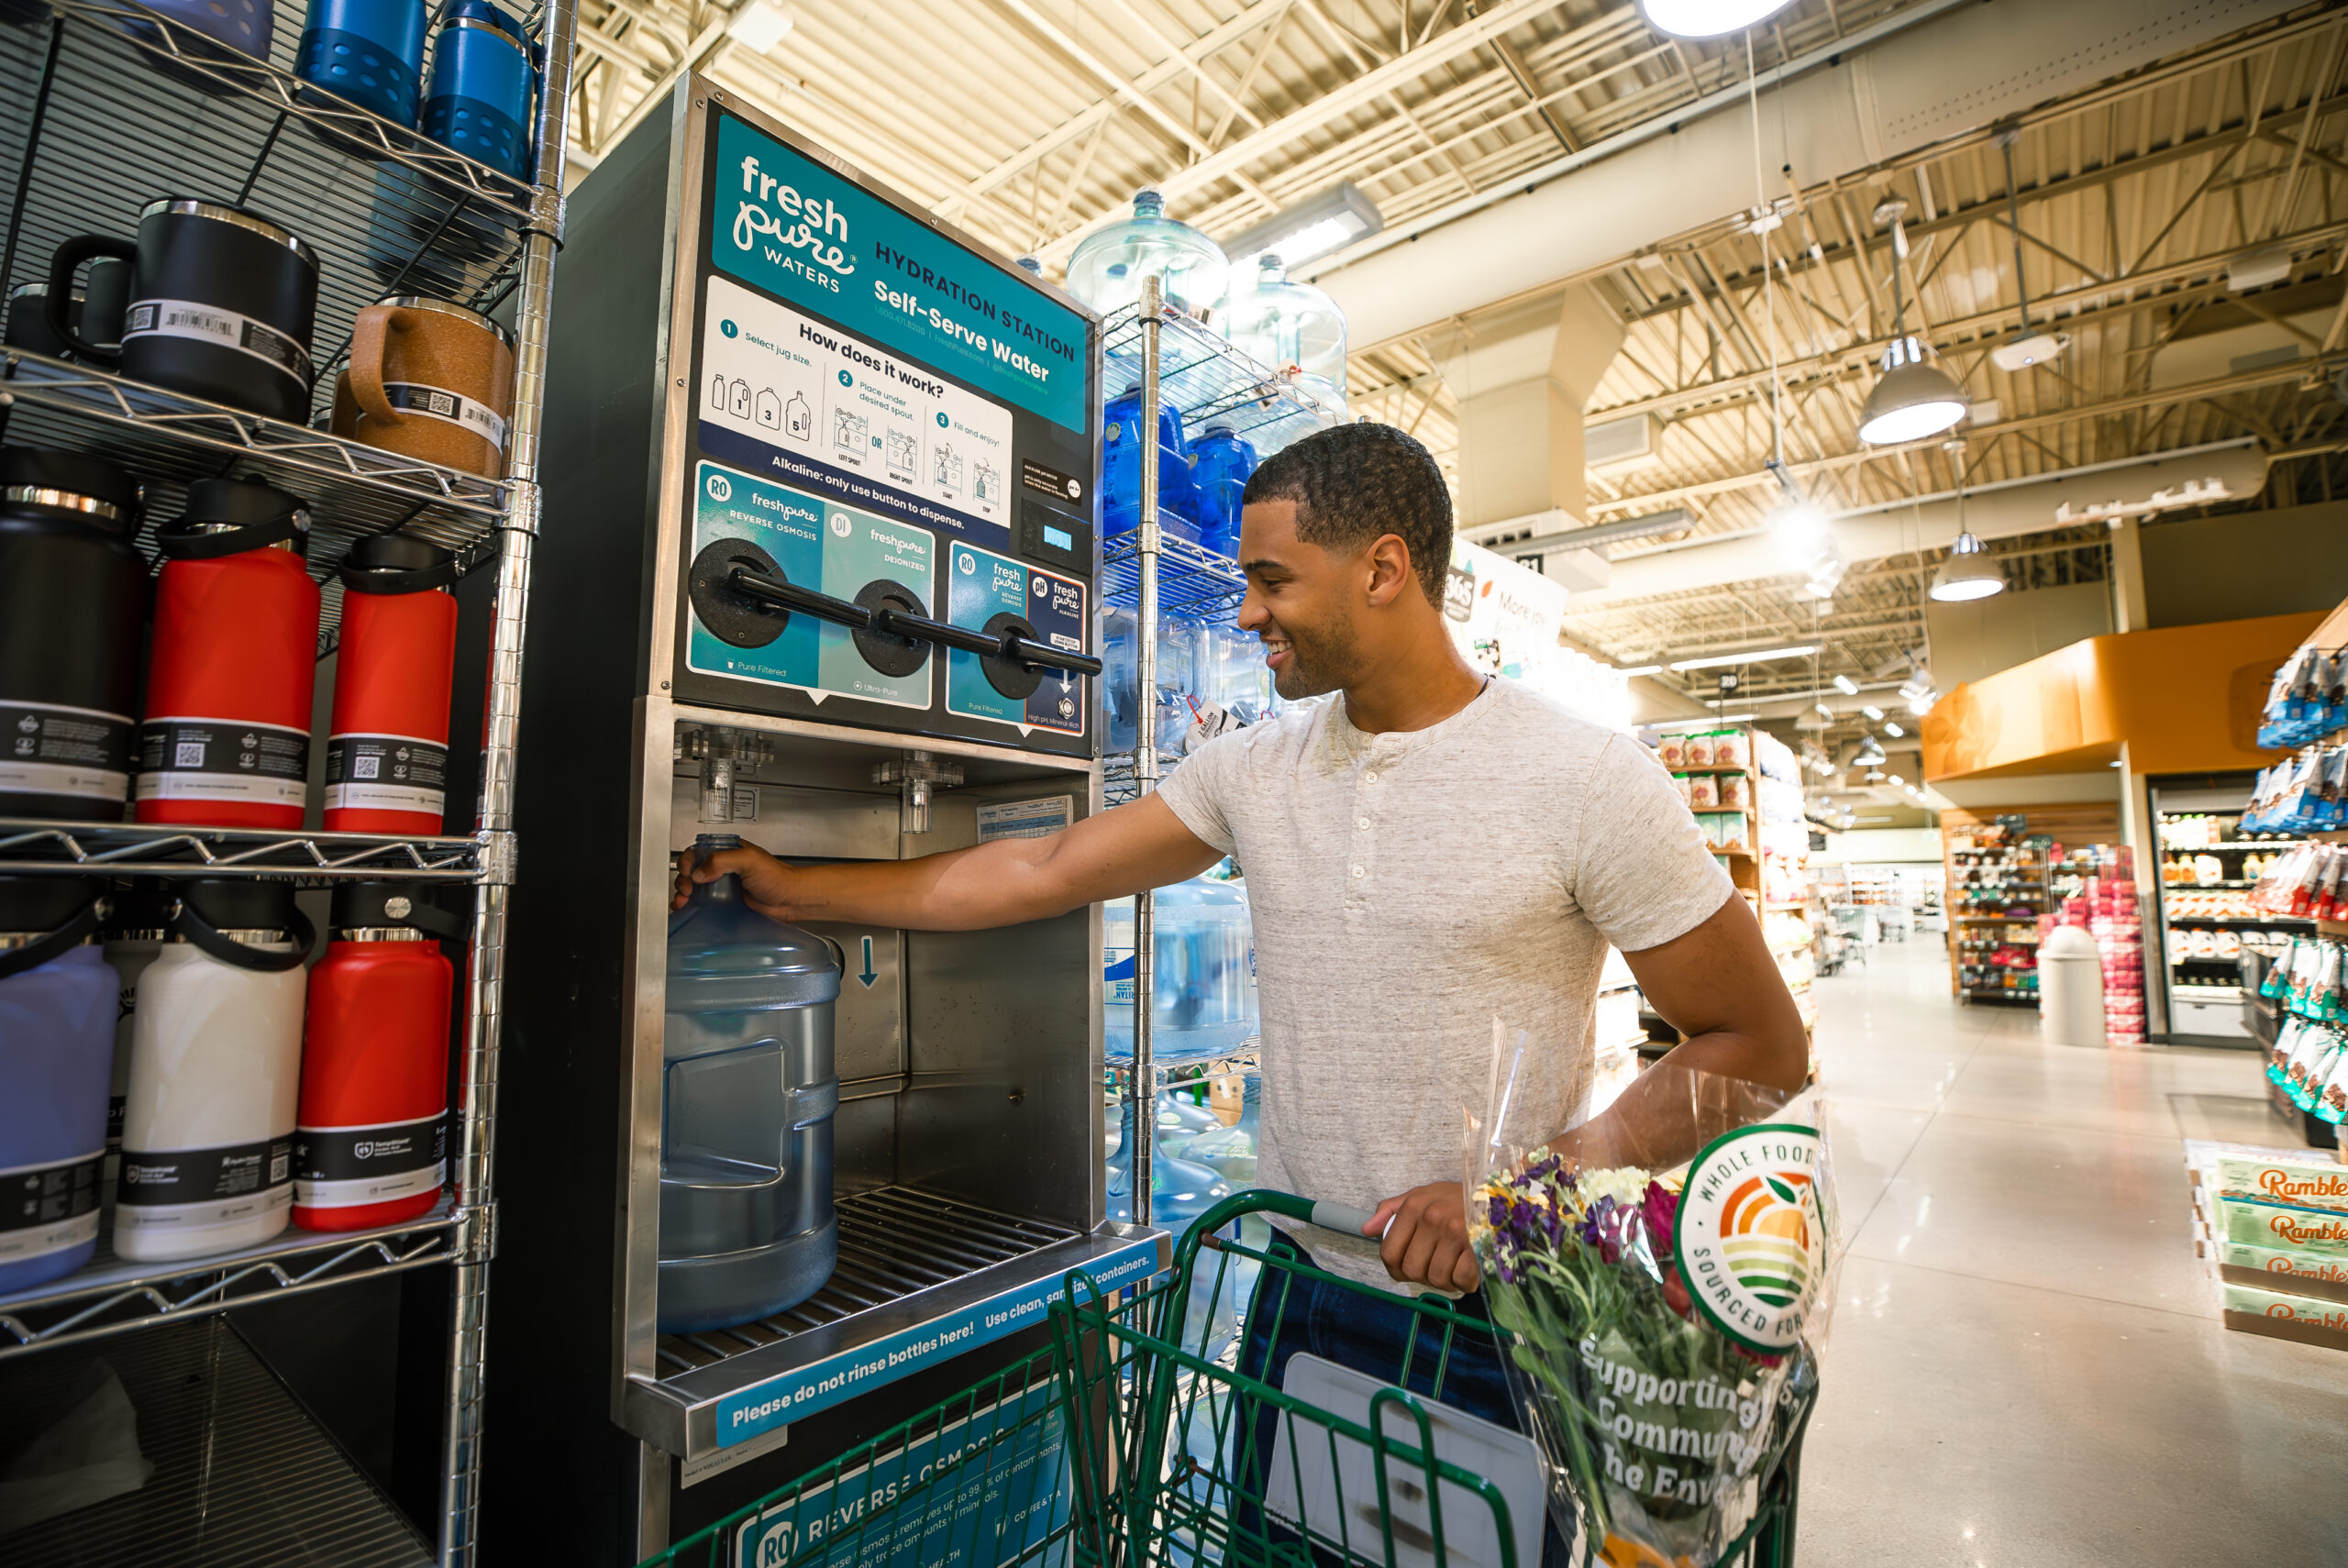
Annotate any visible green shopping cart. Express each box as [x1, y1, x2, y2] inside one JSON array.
[[636, 1190, 1806, 1568]]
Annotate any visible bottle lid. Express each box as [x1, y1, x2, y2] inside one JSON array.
[[331, 879, 457, 934], [438, 0, 531, 49], [164, 478, 313, 558], [102, 877, 172, 936], [0, 445, 140, 531], [695, 833, 741, 853], [341, 532, 457, 592], [179, 878, 299, 933], [0, 876, 100, 934], [1134, 189, 1164, 215]]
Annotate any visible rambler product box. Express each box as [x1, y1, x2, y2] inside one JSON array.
[[2217, 1242, 2348, 1305], [2203, 1143, 2348, 1215], [2215, 1196, 2348, 1257], [2221, 1281, 2348, 1353]]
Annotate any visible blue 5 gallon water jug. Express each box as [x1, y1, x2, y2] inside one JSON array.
[[1185, 425, 1257, 558], [660, 834, 842, 1333], [1102, 388, 1200, 546], [0, 879, 115, 1292]]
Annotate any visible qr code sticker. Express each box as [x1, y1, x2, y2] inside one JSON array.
[[353, 754, 381, 779], [428, 391, 457, 416], [174, 742, 205, 767]]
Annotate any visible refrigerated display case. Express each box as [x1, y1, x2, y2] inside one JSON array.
[[2149, 777, 2314, 1045]]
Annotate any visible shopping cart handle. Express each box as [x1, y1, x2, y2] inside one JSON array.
[[1309, 1199, 1389, 1239]]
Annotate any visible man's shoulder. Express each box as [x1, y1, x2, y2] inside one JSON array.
[[1479, 678, 1629, 755]]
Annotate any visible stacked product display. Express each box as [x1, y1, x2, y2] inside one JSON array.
[[0, 0, 566, 1550], [1946, 824, 2044, 1003], [2088, 878, 2148, 1044], [1754, 730, 1817, 1033], [2189, 1143, 2348, 1350], [2153, 803, 2309, 1041], [1659, 725, 1755, 859], [2257, 936, 2348, 1128]]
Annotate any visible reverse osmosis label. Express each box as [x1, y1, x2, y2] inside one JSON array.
[[324, 733, 448, 817], [701, 276, 1013, 545], [733, 1381, 1068, 1568], [0, 699, 132, 805], [710, 113, 1085, 435], [294, 1112, 446, 1209], [714, 1236, 1163, 1447], [687, 460, 935, 711], [0, 1150, 103, 1262], [941, 543, 1087, 736], [136, 717, 308, 809]]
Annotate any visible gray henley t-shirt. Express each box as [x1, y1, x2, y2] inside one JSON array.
[[1155, 676, 1734, 1287]]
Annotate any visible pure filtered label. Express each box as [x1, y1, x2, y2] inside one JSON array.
[[116, 1134, 294, 1231], [0, 1150, 103, 1262], [378, 381, 509, 450], [122, 297, 311, 388], [324, 732, 448, 817], [0, 698, 133, 804], [940, 543, 1086, 736], [136, 716, 308, 808], [294, 1111, 446, 1210]]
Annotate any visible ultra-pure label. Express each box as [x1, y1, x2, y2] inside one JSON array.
[[0, 699, 133, 805], [0, 1150, 103, 1263], [324, 733, 448, 817], [379, 381, 508, 449], [116, 1134, 294, 1232], [136, 717, 308, 809], [294, 1112, 445, 1210], [123, 297, 311, 388]]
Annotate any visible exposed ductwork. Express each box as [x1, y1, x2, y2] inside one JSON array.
[[1424, 285, 1624, 534], [1565, 439, 2270, 607], [1313, 0, 2302, 348]]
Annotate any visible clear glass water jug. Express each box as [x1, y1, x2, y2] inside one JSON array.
[[660, 834, 842, 1332], [1222, 254, 1348, 412], [1104, 876, 1259, 1062], [1065, 190, 1230, 323]]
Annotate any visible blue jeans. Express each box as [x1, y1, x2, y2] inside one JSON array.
[[1227, 1227, 1569, 1567]]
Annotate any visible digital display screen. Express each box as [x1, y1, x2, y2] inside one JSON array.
[[1043, 524, 1073, 551]]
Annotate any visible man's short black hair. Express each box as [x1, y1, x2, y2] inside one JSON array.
[[1240, 422, 1452, 606]]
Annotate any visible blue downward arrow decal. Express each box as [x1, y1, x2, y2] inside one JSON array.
[[858, 934, 878, 989]]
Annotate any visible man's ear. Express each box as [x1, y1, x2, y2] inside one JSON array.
[[1363, 533, 1414, 607]]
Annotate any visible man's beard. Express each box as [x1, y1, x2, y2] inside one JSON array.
[[1270, 613, 1361, 700]]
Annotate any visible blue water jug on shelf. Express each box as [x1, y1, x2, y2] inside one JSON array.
[[1186, 424, 1257, 558], [117, 0, 273, 94], [423, 0, 537, 180], [1104, 877, 1259, 1063], [0, 879, 114, 1293], [659, 834, 842, 1333], [297, 0, 428, 126], [1102, 388, 1200, 546]]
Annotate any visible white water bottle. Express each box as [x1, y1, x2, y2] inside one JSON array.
[[114, 879, 314, 1263]]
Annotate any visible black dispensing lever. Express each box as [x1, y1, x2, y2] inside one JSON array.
[[693, 542, 1103, 686]]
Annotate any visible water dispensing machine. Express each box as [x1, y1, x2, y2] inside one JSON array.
[[487, 80, 1164, 1561]]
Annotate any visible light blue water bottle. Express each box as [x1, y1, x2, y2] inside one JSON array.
[[659, 834, 842, 1332], [0, 880, 114, 1292]]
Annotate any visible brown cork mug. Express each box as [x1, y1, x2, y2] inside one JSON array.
[[345, 295, 515, 478]]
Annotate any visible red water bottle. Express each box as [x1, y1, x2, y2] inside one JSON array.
[[294, 880, 461, 1231], [324, 536, 460, 834], [136, 480, 320, 829]]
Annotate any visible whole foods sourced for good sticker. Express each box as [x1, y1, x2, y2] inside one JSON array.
[[685, 460, 934, 711], [941, 542, 1087, 736], [702, 275, 1013, 545]]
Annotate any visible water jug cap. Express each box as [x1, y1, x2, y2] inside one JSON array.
[[0, 876, 101, 934], [342, 532, 457, 592], [178, 878, 298, 933], [696, 833, 742, 853], [332, 880, 467, 937], [1014, 256, 1043, 274], [1134, 189, 1164, 215], [0, 445, 140, 530], [164, 479, 312, 559]]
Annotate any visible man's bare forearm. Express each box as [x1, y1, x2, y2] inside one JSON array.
[[772, 838, 1076, 930]]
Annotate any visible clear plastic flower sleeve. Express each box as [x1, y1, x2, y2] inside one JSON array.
[[1464, 1024, 1840, 1566]]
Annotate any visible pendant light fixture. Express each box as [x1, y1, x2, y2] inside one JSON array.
[[1858, 199, 1967, 446], [1639, 0, 1798, 39], [1854, 734, 1888, 767], [1930, 438, 2006, 602]]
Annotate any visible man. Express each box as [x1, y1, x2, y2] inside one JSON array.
[[674, 422, 1805, 1492]]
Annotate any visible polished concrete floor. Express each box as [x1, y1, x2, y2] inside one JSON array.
[[1800, 937, 2348, 1567]]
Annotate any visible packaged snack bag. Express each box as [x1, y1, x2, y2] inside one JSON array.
[[1659, 735, 1687, 769], [1686, 733, 1714, 767], [1689, 775, 1719, 809], [1721, 774, 1751, 809], [1713, 732, 1747, 769]]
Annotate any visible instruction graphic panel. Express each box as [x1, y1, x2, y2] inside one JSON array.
[[686, 460, 936, 711], [944, 542, 1088, 737], [701, 275, 1013, 539]]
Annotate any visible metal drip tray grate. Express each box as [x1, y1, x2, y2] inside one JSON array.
[[653, 1187, 1080, 1379]]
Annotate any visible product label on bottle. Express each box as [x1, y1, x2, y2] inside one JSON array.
[[0, 699, 134, 806], [293, 1112, 446, 1209], [0, 1150, 103, 1262], [122, 297, 312, 390], [323, 733, 448, 818], [135, 717, 308, 809], [115, 1135, 294, 1231], [379, 381, 508, 450]]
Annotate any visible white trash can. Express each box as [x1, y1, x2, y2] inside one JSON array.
[[2041, 923, 2107, 1048]]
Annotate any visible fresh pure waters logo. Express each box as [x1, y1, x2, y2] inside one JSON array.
[[734, 152, 855, 287], [1673, 1121, 1827, 1353]]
